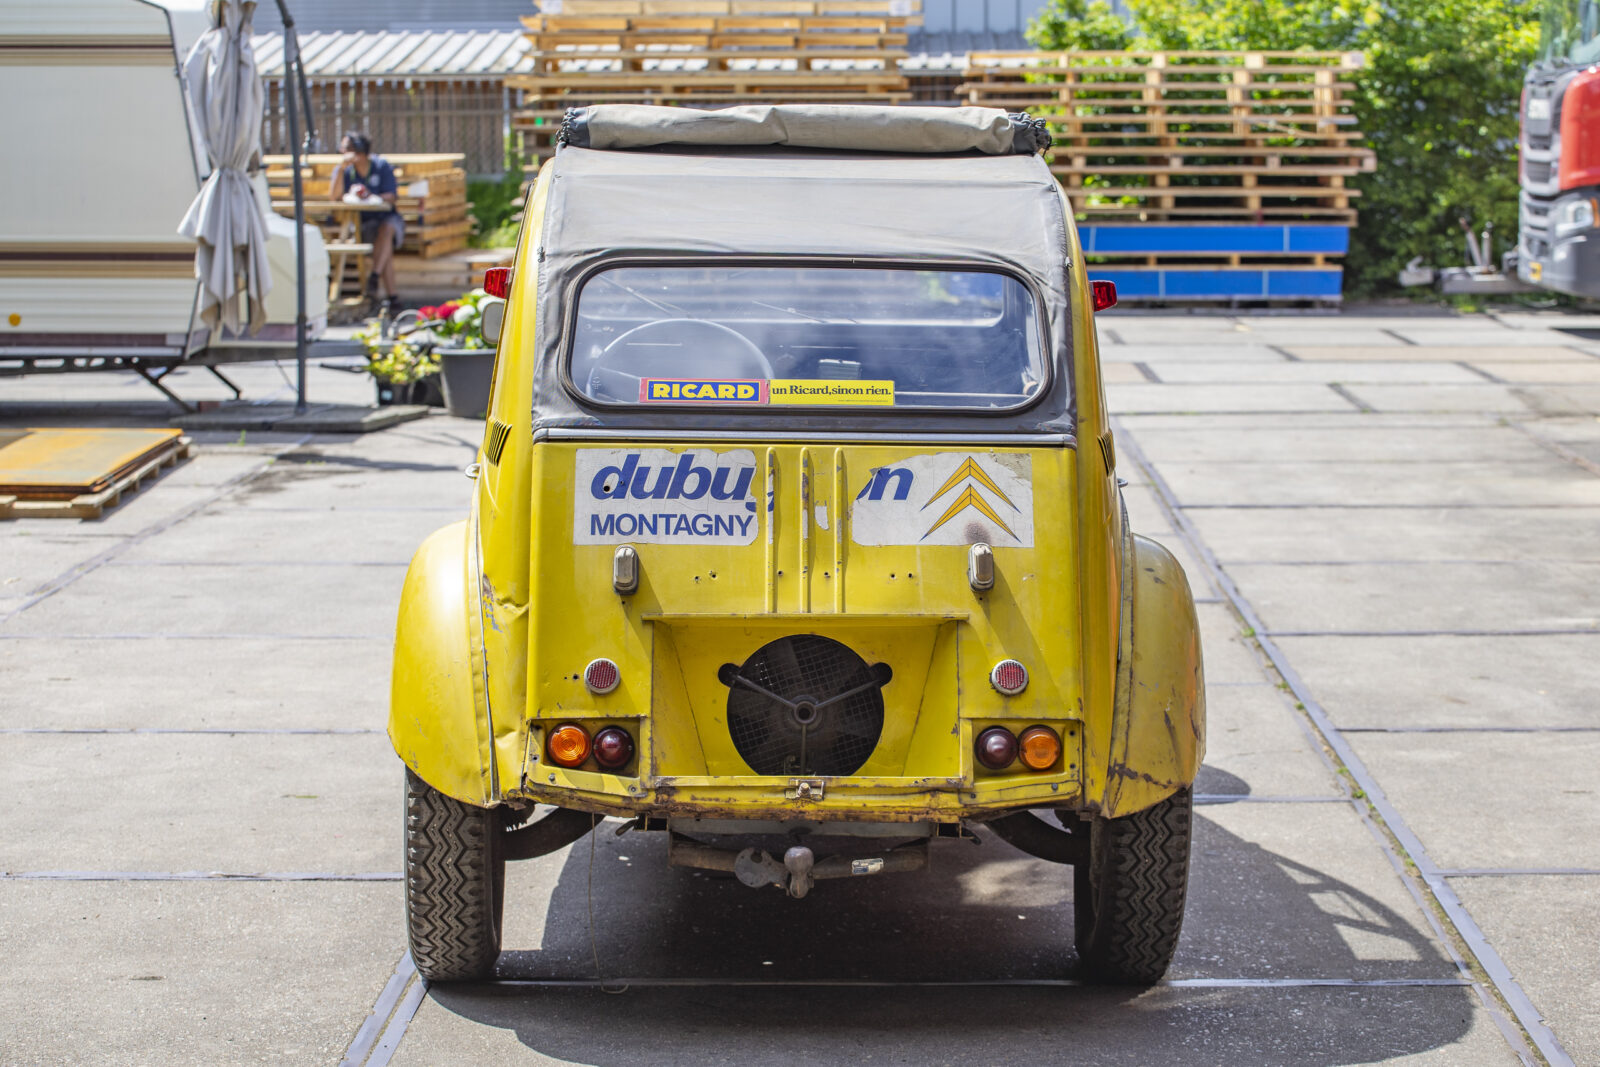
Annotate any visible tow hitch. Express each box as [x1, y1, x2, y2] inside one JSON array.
[[668, 836, 929, 898]]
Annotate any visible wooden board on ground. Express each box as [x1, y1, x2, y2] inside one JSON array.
[[0, 430, 190, 520]]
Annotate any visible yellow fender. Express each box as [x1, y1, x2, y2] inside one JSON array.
[[1099, 530, 1207, 817], [388, 519, 496, 807]]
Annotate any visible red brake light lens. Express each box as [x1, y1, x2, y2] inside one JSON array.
[[975, 726, 1018, 770], [592, 727, 635, 770], [990, 659, 1029, 696], [1091, 279, 1118, 312], [584, 658, 620, 694], [483, 266, 511, 298]]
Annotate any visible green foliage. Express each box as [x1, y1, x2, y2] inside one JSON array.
[[1027, 0, 1136, 51], [467, 134, 529, 249], [1026, 0, 1540, 295]]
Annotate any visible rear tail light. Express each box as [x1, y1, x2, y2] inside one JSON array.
[[990, 659, 1028, 695], [1017, 725, 1061, 771], [547, 724, 591, 768], [592, 726, 635, 770], [483, 266, 511, 298], [1090, 279, 1118, 311], [975, 726, 1018, 770], [584, 657, 620, 694]]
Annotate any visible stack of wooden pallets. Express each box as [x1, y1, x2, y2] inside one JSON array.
[[961, 51, 1375, 302], [510, 0, 921, 164], [262, 153, 473, 261]]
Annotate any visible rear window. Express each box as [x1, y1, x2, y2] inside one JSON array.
[[567, 264, 1046, 411]]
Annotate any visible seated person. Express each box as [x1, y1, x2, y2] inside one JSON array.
[[328, 131, 404, 306]]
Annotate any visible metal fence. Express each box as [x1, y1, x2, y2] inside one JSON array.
[[262, 78, 523, 176]]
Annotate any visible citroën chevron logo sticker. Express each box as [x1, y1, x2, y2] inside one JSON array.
[[851, 453, 1034, 548]]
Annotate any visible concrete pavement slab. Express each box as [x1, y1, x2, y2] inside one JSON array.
[[1158, 459, 1600, 507], [1144, 361, 1486, 385], [0, 733, 397, 874], [1381, 323, 1596, 347], [1471, 360, 1600, 383], [0, 561, 406, 637], [1096, 317, 1272, 344], [1199, 683, 1342, 799], [1097, 342, 1292, 363], [0, 880, 398, 1066], [1273, 633, 1600, 730], [392, 983, 1514, 1067], [1127, 423, 1549, 464], [1100, 362, 1151, 383], [225, 463, 475, 513], [1339, 384, 1534, 415], [113, 504, 444, 564], [1283, 345, 1589, 362], [1186, 506, 1600, 563], [1225, 560, 1600, 634], [0, 635, 392, 730], [1451, 874, 1600, 1065], [1196, 601, 1270, 685], [5, 482, 244, 539], [1346, 732, 1600, 870], [1107, 383, 1358, 415], [1120, 484, 1176, 538], [0, 531, 115, 600], [1510, 384, 1600, 417]]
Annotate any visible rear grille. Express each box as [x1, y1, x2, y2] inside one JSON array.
[[722, 634, 888, 777], [1525, 159, 1553, 184]]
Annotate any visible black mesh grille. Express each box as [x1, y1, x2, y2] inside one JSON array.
[[724, 635, 886, 777]]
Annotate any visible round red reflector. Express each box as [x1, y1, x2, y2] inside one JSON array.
[[990, 659, 1029, 695], [975, 726, 1018, 770], [547, 724, 591, 768], [1018, 725, 1062, 771], [592, 727, 635, 770], [584, 658, 620, 694]]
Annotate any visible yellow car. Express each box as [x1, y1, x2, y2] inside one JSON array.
[[391, 105, 1205, 985]]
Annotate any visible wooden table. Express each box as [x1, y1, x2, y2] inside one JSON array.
[[298, 199, 396, 301]]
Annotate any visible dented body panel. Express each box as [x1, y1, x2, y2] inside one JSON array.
[[389, 139, 1204, 835]]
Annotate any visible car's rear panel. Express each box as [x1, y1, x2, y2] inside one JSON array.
[[511, 440, 1083, 821]]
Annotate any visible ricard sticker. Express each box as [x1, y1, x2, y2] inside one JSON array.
[[851, 453, 1034, 547], [575, 448, 759, 545]]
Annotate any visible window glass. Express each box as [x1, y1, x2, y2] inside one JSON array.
[[569, 265, 1046, 411]]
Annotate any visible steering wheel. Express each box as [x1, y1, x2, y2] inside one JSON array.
[[586, 318, 774, 402]]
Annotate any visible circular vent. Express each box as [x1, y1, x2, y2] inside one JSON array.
[[720, 635, 890, 777]]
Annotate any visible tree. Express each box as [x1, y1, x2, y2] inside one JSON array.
[[1027, 0, 1540, 294]]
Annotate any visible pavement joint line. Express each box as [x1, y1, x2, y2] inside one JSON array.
[[0, 871, 402, 881], [1114, 418, 1574, 1067], [366, 974, 428, 1067], [1133, 361, 1161, 383], [1266, 344, 1300, 361], [1342, 726, 1600, 734], [1265, 629, 1600, 638], [0, 727, 384, 735], [340, 953, 416, 1067], [1506, 419, 1600, 479], [0, 434, 312, 628], [468, 976, 1473, 990], [1100, 328, 1125, 344], [1440, 868, 1600, 877], [1460, 362, 1508, 384], [1326, 382, 1376, 413], [1381, 328, 1420, 346]]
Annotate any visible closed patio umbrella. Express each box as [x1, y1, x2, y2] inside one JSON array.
[[178, 0, 270, 335]]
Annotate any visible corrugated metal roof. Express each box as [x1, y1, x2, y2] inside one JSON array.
[[253, 28, 1026, 78], [253, 30, 537, 77]]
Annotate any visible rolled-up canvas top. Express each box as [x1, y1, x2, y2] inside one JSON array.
[[559, 104, 1052, 157]]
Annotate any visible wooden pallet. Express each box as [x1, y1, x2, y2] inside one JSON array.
[[0, 436, 191, 521], [262, 153, 471, 261]]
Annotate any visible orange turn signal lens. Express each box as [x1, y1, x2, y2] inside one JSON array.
[[1017, 725, 1061, 771], [547, 724, 591, 768]]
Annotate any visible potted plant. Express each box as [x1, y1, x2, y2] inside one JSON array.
[[354, 326, 441, 407], [416, 289, 496, 419]]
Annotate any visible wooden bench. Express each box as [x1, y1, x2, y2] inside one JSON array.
[[325, 241, 373, 302]]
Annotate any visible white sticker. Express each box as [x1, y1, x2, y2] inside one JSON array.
[[851, 857, 885, 876], [575, 449, 759, 545], [851, 453, 1034, 547]]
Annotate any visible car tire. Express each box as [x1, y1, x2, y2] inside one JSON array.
[[404, 768, 504, 982], [1073, 786, 1192, 984]]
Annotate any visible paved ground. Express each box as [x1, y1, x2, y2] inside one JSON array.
[[2, 308, 1597, 1065]]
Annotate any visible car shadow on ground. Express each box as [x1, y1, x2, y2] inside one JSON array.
[[421, 795, 1478, 1066]]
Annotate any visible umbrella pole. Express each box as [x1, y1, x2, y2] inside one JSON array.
[[276, 0, 309, 415]]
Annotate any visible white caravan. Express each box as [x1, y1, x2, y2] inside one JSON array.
[[0, 0, 328, 375]]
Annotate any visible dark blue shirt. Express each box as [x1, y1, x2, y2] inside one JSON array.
[[342, 156, 400, 220]]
